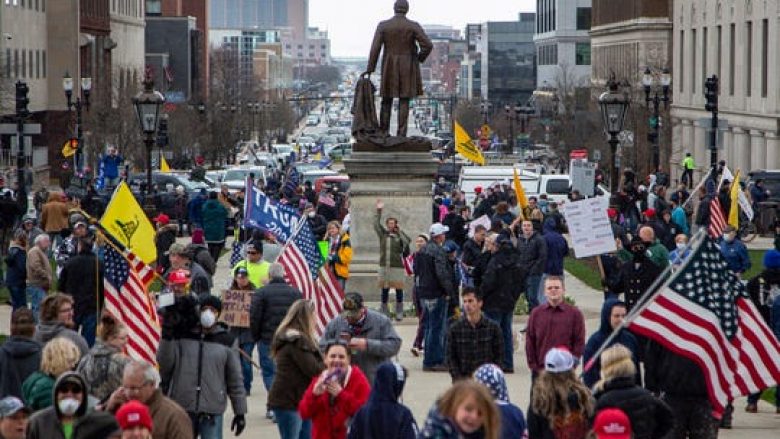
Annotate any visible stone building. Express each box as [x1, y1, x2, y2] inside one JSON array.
[[534, 0, 592, 89]]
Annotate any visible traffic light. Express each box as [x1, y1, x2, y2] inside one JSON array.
[[156, 117, 169, 147], [648, 116, 659, 129], [704, 75, 718, 112], [15, 81, 29, 117]]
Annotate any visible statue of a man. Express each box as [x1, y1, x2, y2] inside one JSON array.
[[364, 0, 433, 138]]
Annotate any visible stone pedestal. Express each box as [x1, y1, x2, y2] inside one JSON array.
[[343, 145, 437, 301]]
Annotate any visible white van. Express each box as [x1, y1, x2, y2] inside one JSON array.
[[457, 167, 570, 204]]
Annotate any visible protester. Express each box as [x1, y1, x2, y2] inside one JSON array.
[[40, 192, 69, 245], [76, 312, 129, 401], [540, 217, 569, 303], [418, 380, 500, 439], [374, 199, 412, 317], [0, 309, 41, 399], [514, 219, 547, 311], [115, 400, 153, 439], [224, 267, 257, 398], [320, 292, 401, 384], [670, 196, 689, 236], [299, 342, 370, 439], [593, 345, 673, 439], [325, 220, 352, 289], [231, 241, 270, 289], [188, 230, 216, 276], [446, 287, 503, 381], [26, 234, 52, 322], [18, 214, 44, 250], [410, 233, 429, 357], [347, 362, 418, 439], [166, 242, 212, 298], [719, 224, 750, 278], [54, 217, 88, 276], [443, 205, 467, 247], [250, 262, 303, 419], [101, 147, 124, 187], [33, 293, 89, 355], [22, 337, 82, 411], [613, 237, 664, 311], [0, 396, 30, 439], [461, 224, 486, 276], [59, 236, 102, 346], [269, 300, 325, 439], [527, 347, 593, 439], [305, 202, 328, 239], [668, 234, 692, 268], [582, 299, 640, 388], [187, 189, 208, 230], [473, 363, 526, 439], [5, 230, 27, 310], [153, 213, 178, 272], [202, 192, 228, 262], [525, 276, 585, 377], [591, 408, 632, 439]]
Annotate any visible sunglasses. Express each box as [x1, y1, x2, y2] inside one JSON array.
[[59, 383, 83, 394], [246, 251, 258, 255]]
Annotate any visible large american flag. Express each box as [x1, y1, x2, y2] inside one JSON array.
[[277, 219, 344, 335], [104, 245, 161, 365], [708, 196, 727, 238], [629, 237, 780, 415]]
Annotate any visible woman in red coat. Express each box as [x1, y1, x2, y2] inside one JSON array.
[[299, 342, 370, 439]]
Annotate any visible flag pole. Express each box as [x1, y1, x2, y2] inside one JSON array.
[[582, 228, 708, 373], [273, 214, 309, 263], [681, 167, 713, 210]]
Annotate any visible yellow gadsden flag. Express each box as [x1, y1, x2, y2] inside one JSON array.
[[454, 121, 485, 165], [513, 167, 529, 212], [61, 139, 78, 158], [728, 169, 741, 228], [100, 182, 157, 264], [160, 156, 170, 172]]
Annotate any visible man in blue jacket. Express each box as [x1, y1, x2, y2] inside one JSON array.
[[540, 217, 568, 305], [719, 225, 750, 279], [187, 189, 208, 230], [100, 147, 123, 188]]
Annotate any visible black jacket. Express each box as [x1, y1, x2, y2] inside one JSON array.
[[155, 224, 178, 271], [59, 250, 104, 319], [250, 280, 303, 343], [594, 376, 674, 439], [480, 244, 526, 312], [414, 241, 455, 300], [695, 194, 712, 226], [0, 336, 42, 399], [307, 214, 328, 240], [461, 238, 483, 268], [442, 213, 467, 247], [516, 232, 547, 276], [644, 340, 709, 398], [613, 258, 663, 311]]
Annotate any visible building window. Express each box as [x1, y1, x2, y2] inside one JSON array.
[[28, 49, 32, 79], [35, 49, 39, 78], [146, 0, 160, 15], [575, 43, 590, 65], [576, 8, 591, 31], [321, 45, 327, 50], [729, 23, 735, 95], [691, 29, 696, 94], [761, 19, 768, 98], [21, 50, 25, 77], [702, 27, 707, 93], [5, 49, 10, 78], [41, 50, 45, 78], [679, 30, 684, 93], [717, 25, 722, 89], [746, 21, 752, 97]]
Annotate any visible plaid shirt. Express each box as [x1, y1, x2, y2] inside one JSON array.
[[446, 314, 504, 380]]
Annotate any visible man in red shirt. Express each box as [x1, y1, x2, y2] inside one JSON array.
[[525, 275, 585, 377]]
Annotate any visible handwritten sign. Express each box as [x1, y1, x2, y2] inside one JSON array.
[[561, 197, 616, 258], [219, 290, 252, 328]]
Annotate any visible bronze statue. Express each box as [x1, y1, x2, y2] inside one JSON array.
[[363, 0, 433, 138]]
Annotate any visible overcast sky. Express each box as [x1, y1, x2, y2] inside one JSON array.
[[309, 0, 537, 58]]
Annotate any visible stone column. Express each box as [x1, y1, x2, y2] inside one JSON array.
[[732, 128, 750, 174], [766, 134, 780, 169], [750, 130, 766, 173], [693, 121, 706, 180], [343, 149, 438, 301], [681, 119, 696, 177], [723, 128, 734, 168], [670, 118, 683, 184]]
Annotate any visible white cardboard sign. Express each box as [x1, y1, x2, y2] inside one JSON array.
[[562, 197, 616, 258]]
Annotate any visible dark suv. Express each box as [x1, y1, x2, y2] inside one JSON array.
[[747, 170, 780, 202]]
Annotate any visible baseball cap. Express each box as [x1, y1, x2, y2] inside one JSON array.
[[235, 267, 249, 277], [544, 346, 576, 373], [153, 213, 170, 225], [116, 400, 153, 431], [166, 243, 190, 258], [342, 292, 364, 319], [167, 269, 190, 285], [0, 397, 30, 418], [592, 408, 632, 439], [429, 223, 449, 237], [643, 208, 656, 218]]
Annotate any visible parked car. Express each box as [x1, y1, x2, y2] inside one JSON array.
[[301, 169, 339, 185], [306, 115, 319, 126], [314, 175, 350, 193], [271, 144, 294, 166], [325, 143, 353, 160], [206, 170, 226, 184], [221, 167, 268, 193]]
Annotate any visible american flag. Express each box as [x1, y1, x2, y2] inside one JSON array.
[[103, 245, 161, 365], [629, 236, 780, 415], [708, 196, 727, 238], [278, 219, 344, 335]]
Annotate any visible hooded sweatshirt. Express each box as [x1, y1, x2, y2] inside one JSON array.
[[474, 364, 526, 439], [33, 321, 89, 356], [542, 217, 568, 275], [582, 299, 641, 388], [0, 336, 42, 398], [348, 362, 418, 439]]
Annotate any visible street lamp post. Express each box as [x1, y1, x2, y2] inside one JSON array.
[[63, 73, 92, 172], [642, 67, 671, 172], [133, 75, 165, 204], [480, 101, 492, 124], [598, 74, 630, 193], [505, 103, 525, 154]]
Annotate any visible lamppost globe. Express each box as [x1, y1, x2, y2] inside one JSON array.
[[62, 74, 74, 94], [133, 76, 165, 204], [642, 67, 653, 89], [598, 75, 630, 192]]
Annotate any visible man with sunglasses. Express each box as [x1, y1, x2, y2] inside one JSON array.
[[232, 242, 270, 289]]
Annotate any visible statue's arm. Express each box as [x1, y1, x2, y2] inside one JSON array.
[[415, 24, 434, 63], [366, 25, 384, 73]]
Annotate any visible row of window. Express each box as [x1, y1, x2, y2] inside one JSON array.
[[4, 48, 47, 80], [536, 0, 557, 33], [4, 0, 44, 10], [679, 19, 769, 98], [285, 44, 328, 50], [538, 43, 591, 66], [114, 0, 142, 17]]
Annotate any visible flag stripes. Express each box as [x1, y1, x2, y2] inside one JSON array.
[[709, 197, 727, 237]]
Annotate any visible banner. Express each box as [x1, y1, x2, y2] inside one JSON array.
[[220, 290, 252, 328], [454, 121, 485, 165], [561, 197, 616, 258], [160, 156, 170, 172], [513, 167, 529, 213], [100, 182, 157, 264], [243, 183, 301, 243], [61, 139, 78, 158]]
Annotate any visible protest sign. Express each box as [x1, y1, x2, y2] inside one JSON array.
[[220, 290, 252, 328], [244, 184, 300, 243], [561, 197, 616, 258], [468, 214, 492, 237]]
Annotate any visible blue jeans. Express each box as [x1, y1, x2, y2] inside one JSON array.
[[26, 286, 46, 323], [525, 274, 542, 310], [75, 313, 97, 347], [275, 409, 312, 439], [483, 310, 514, 370], [258, 341, 276, 393], [421, 297, 448, 368], [9, 285, 26, 311], [188, 413, 223, 439], [239, 342, 255, 392]]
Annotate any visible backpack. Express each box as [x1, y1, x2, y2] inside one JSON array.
[[188, 245, 216, 276]]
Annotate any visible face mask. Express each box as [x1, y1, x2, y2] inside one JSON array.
[[307, 211, 315, 218], [58, 398, 80, 416], [676, 242, 687, 251], [723, 234, 734, 242], [200, 310, 216, 328]]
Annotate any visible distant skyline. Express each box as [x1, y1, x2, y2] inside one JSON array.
[[309, 0, 536, 58]]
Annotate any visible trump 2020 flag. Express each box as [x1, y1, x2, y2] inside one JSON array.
[[243, 182, 300, 243]]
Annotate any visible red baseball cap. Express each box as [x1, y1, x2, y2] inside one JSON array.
[[167, 269, 190, 285], [116, 400, 153, 431], [643, 208, 656, 218], [153, 213, 170, 225], [593, 408, 631, 439]]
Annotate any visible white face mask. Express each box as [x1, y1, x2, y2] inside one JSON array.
[[58, 397, 80, 416], [307, 211, 315, 218], [200, 310, 216, 328], [723, 233, 734, 242], [676, 242, 687, 251]]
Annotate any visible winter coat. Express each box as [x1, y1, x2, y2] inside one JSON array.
[[0, 336, 41, 399], [190, 245, 216, 276], [366, 13, 433, 98], [582, 299, 641, 388], [40, 194, 69, 232], [187, 195, 206, 224], [720, 238, 751, 274], [613, 257, 664, 311], [348, 362, 418, 439], [461, 238, 483, 268], [644, 340, 710, 398], [374, 211, 411, 268], [268, 329, 324, 410], [21, 371, 54, 411], [746, 267, 780, 323], [308, 214, 329, 239], [157, 324, 247, 416], [26, 245, 52, 289], [58, 250, 103, 320], [100, 154, 123, 178], [443, 212, 467, 247], [418, 404, 485, 439], [202, 199, 228, 243], [299, 365, 371, 439], [145, 389, 194, 439], [542, 218, 569, 275], [594, 376, 674, 439], [33, 321, 89, 356], [474, 364, 526, 439], [327, 232, 353, 279], [155, 224, 179, 270], [76, 340, 130, 401], [480, 243, 526, 312], [415, 241, 455, 301], [249, 279, 303, 343], [5, 242, 26, 287], [516, 231, 548, 276], [320, 310, 402, 384]]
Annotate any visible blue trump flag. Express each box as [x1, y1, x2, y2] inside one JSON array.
[[243, 182, 300, 243]]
